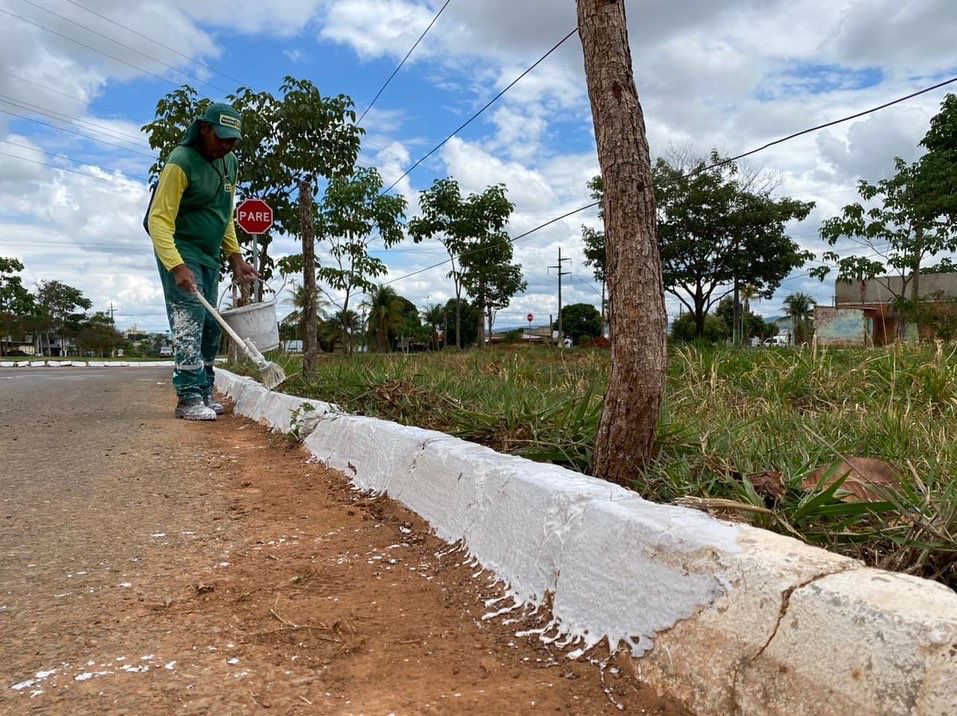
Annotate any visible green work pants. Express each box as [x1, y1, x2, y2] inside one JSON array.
[[156, 257, 220, 400]]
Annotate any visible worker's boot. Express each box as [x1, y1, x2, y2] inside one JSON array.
[[204, 395, 225, 415], [175, 397, 217, 421]]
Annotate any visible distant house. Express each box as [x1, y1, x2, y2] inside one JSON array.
[[815, 272, 957, 347], [0, 335, 36, 356], [0, 333, 75, 356]]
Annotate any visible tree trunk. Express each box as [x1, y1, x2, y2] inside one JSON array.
[[579, 0, 667, 485], [299, 179, 318, 377], [476, 288, 486, 348], [732, 277, 740, 346], [694, 306, 706, 338], [909, 228, 923, 340]]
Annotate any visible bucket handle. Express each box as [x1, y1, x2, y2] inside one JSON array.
[[217, 277, 277, 311]]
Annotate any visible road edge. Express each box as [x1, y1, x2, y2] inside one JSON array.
[[216, 369, 957, 715]]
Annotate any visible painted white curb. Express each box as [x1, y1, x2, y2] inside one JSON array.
[[215, 369, 957, 715], [0, 360, 175, 367]]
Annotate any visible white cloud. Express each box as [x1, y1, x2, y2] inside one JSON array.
[[2, 0, 955, 332]]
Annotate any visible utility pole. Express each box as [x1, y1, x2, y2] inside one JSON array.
[[109, 302, 115, 324], [548, 247, 571, 344]]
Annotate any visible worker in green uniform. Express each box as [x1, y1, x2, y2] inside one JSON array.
[[148, 102, 257, 421]]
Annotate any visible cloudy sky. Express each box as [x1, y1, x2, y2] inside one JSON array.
[[0, 0, 954, 333]]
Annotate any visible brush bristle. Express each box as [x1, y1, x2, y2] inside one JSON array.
[[261, 362, 287, 390]]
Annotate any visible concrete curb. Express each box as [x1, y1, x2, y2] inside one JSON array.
[[0, 360, 175, 367], [215, 369, 957, 715]]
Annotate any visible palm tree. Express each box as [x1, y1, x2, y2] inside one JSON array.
[[282, 283, 329, 346], [367, 285, 404, 352], [421, 303, 445, 350], [320, 309, 360, 353], [784, 292, 816, 344]]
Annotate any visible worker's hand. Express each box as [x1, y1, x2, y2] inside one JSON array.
[[171, 264, 197, 294], [229, 254, 259, 285]]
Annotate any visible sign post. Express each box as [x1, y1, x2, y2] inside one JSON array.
[[236, 199, 274, 301], [527, 313, 533, 331]]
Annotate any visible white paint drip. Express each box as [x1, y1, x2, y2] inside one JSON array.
[[217, 368, 747, 657]]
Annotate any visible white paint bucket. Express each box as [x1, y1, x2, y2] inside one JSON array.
[[220, 300, 280, 352]]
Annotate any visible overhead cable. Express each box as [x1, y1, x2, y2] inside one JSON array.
[[356, 0, 455, 125], [17, 0, 231, 93], [381, 27, 579, 195], [63, 0, 247, 86]]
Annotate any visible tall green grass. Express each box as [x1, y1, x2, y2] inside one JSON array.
[[231, 345, 956, 588]]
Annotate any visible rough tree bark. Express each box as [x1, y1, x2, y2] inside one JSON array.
[[578, 0, 668, 485], [299, 179, 318, 378]]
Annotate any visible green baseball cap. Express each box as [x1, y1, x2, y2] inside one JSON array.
[[201, 102, 242, 140]]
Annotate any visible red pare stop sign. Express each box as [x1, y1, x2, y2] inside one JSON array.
[[236, 198, 273, 235]]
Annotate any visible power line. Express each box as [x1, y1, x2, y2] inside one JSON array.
[[381, 200, 595, 289], [357, 0, 454, 126], [0, 7, 197, 89], [0, 107, 156, 160], [0, 144, 147, 187], [16, 0, 231, 94], [724, 76, 957, 165], [62, 0, 246, 87], [381, 27, 579, 195], [0, 92, 150, 146], [336, 74, 957, 297], [0, 69, 121, 117]]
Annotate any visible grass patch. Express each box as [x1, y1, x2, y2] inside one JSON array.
[[229, 344, 957, 588]]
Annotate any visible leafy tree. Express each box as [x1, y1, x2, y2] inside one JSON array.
[[555, 303, 602, 344], [271, 77, 363, 371], [921, 257, 957, 274], [393, 295, 427, 348], [655, 152, 814, 338], [409, 179, 469, 348], [670, 312, 729, 343], [316, 167, 406, 353], [76, 312, 125, 357], [916, 93, 957, 223], [367, 284, 404, 352], [715, 296, 771, 341], [440, 298, 478, 347], [812, 158, 957, 334], [0, 257, 36, 355], [580, 175, 607, 323], [35, 280, 91, 356], [783, 292, 816, 344], [410, 179, 520, 348], [455, 184, 523, 344]]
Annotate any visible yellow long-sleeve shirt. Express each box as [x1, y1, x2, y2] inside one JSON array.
[[148, 147, 241, 271]]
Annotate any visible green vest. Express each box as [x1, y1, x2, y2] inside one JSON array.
[[167, 145, 237, 270]]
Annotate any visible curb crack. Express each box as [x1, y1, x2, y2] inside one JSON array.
[[729, 564, 859, 710]]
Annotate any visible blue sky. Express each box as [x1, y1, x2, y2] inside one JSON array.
[[0, 0, 954, 332]]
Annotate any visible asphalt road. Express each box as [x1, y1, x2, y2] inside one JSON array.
[[0, 368, 683, 714]]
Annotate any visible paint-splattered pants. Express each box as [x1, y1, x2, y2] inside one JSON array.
[[156, 257, 220, 400]]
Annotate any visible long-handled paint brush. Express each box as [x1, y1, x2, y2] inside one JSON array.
[[194, 291, 287, 390]]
